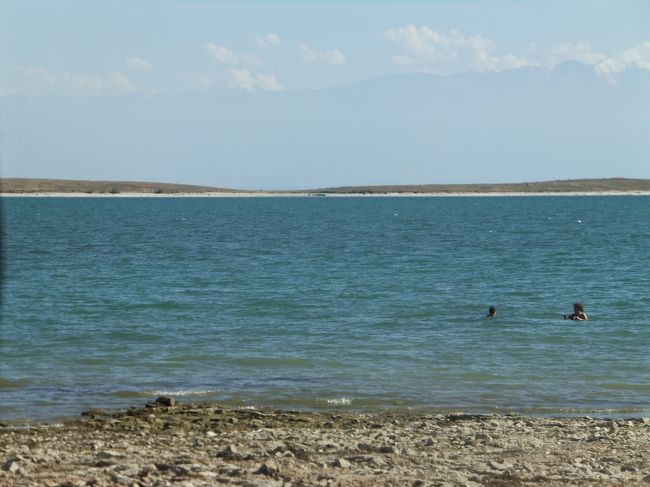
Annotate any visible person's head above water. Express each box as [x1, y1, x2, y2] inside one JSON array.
[[487, 306, 497, 317], [565, 302, 588, 320]]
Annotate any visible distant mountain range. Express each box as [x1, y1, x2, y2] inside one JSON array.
[[2, 61, 649, 188], [2, 178, 649, 194]]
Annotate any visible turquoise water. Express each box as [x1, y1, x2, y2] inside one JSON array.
[[1, 196, 649, 421]]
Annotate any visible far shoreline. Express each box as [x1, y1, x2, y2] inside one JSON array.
[[3, 177, 650, 197], [3, 190, 650, 198]]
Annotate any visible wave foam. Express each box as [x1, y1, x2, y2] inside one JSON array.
[[145, 389, 218, 397], [326, 397, 352, 406]]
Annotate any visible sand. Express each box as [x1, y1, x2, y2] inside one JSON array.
[[2, 400, 649, 486]]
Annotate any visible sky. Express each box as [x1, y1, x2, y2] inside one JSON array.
[[1, 0, 649, 189]]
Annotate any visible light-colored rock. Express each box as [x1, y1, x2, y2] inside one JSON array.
[[3, 460, 20, 474], [488, 460, 514, 471], [334, 458, 351, 468]]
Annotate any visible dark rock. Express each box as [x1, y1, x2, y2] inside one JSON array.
[[216, 444, 239, 459], [80, 409, 113, 418], [357, 442, 376, 452], [289, 445, 309, 459], [3, 460, 20, 474], [155, 396, 176, 407], [219, 463, 242, 476], [255, 460, 279, 476]]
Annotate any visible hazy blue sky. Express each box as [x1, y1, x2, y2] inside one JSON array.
[[2, 1, 649, 188]]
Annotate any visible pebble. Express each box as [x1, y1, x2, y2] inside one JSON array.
[[334, 458, 351, 468]]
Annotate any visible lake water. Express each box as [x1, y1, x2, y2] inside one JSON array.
[[1, 196, 649, 421]]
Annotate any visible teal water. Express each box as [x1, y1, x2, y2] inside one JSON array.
[[1, 196, 649, 421]]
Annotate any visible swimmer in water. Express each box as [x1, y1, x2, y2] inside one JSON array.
[[564, 302, 588, 321], [486, 306, 497, 318]]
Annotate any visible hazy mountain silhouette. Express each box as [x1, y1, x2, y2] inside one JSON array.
[[3, 62, 649, 188]]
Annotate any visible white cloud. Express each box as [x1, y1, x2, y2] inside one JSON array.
[[13, 66, 138, 96], [475, 52, 530, 72], [126, 56, 154, 71], [17, 66, 57, 86], [227, 68, 282, 92], [227, 68, 255, 91], [299, 43, 346, 65], [384, 26, 472, 60], [61, 72, 104, 95], [256, 32, 281, 48], [551, 43, 606, 66], [109, 72, 136, 94], [205, 42, 261, 66], [383, 25, 529, 73], [206, 42, 239, 63], [255, 73, 283, 92], [620, 41, 650, 70], [551, 40, 650, 80], [0, 84, 14, 97]]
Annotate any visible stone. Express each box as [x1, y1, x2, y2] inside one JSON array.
[[475, 432, 492, 442], [357, 442, 375, 452], [219, 463, 242, 476], [488, 460, 513, 471], [155, 396, 176, 407], [216, 444, 239, 458], [334, 458, 351, 468], [197, 471, 218, 478], [3, 460, 20, 474], [110, 470, 131, 484], [256, 461, 279, 476], [290, 446, 309, 459], [98, 449, 123, 458]]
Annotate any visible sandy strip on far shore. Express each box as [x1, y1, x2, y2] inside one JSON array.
[[2, 191, 650, 198], [1, 400, 650, 486]]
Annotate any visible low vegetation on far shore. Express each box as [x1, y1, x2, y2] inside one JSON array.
[[0, 178, 237, 195], [1, 177, 650, 195]]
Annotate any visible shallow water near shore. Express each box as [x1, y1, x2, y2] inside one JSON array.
[[2, 196, 649, 421]]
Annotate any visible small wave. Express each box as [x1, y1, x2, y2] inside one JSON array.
[[234, 357, 312, 367], [600, 383, 650, 392], [0, 377, 29, 389], [518, 405, 650, 417], [112, 388, 218, 398], [145, 389, 218, 397], [123, 301, 187, 311], [326, 397, 352, 406]]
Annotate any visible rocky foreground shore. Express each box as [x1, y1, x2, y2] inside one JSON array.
[[2, 399, 650, 486]]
